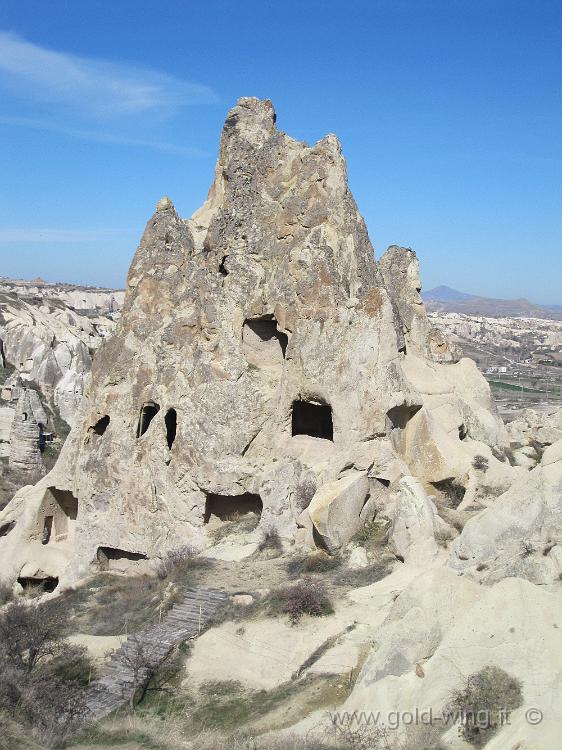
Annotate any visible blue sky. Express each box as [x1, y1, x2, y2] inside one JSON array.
[[0, 1, 560, 303]]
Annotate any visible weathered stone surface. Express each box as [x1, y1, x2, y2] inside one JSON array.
[[306, 472, 370, 551], [0, 406, 14, 458], [0, 98, 509, 588], [386, 477, 444, 563], [8, 390, 44, 474], [0, 285, 119, 425], [379, 246, 462, 363], [449, 438, 562, 583]]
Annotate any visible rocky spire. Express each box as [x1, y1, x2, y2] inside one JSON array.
[[9, 389, 44, 474]]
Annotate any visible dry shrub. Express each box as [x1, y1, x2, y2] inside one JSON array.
[[0, 581, 13, 607], [0, 599, 92, 747], [269, 578, 334, 625], [448, 665, 523, 747], [295, 475, 317, 511], [286, 552, 342, 576], [157, 544, 197, 579]]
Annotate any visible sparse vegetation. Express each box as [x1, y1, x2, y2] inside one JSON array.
[[472, 455, 489, 472], [210, 513, 261, 544], [58, 561, 214, 636], [294, 475, 317, 511], [0, 581, 13, 606], [255, 528, 283, 557], [520, 540, 536, 558], [156, 544, 197, 580], [430, 478, 466, 509], [448, 665, 523, 747], [335, 560, 394, 588], [352, 516, 390, 547], [0, 598, 93, 747], [286, 552, 342, 576], [268, 579, 334, 625]]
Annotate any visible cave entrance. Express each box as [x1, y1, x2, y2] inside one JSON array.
[[137, 402, 160, 438], [204, 493, 263, 524], [291, 400, 333, 441], [386, 404, 422, 431], [165, 408, 177, 450], [386, 403, 422, 452], [242, 316, 288, 366], [39, 488, 78, 544], [91, 415, 110, 436], [96, 546, 148, 572], [42, 516, 53, 545], [0, 521, 15, 538], [17, 576, 59, 593]]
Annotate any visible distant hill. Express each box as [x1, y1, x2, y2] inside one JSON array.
[[423, 285, 562, 320], [423, 285, 478, 303]]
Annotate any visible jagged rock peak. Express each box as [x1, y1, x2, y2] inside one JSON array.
[[156, 195, 174, 212], [0, 97, 506, 591]]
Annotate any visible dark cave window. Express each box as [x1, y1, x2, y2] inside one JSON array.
[[204, 493, 263, 524], [137, 402, 160, 438], [291, 400, 333, 441], [165, 408, 177, 450], [91, 415, 110, 436], [243, 317, 288, 359]]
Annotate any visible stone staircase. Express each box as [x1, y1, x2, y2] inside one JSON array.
[[86, 586, 228, 720]]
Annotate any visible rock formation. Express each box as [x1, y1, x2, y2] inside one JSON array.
[[0, 284, 120, 425], [0, 98, 518, 588], [8, 389, 44, 474]]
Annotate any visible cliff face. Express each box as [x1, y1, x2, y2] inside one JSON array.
[[0, 98, 508, 586], [0, 290, 119, 426]]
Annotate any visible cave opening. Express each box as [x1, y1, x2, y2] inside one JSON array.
[[204, 493, 263, 524], [17, 576, 59, 593], [137, 402, 160, 438], [291, 400, 333, 441], [386, 404, 422, 431], [165, 408, 177, 450], [0, 521, 15, 538], [96, 546, 148, 571], [242, 316, 288, 363], [91, 415, 110, 436]]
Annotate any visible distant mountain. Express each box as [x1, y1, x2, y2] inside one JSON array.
[[423, 285, 478, 302], [422, 286, 562, 321]]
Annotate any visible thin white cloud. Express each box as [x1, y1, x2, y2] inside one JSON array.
[[0, 31, 216, 117], [0, 115, 209, 157], [0, 228, 135, 243]]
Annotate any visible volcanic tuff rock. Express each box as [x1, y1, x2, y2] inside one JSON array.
[[0, 98, 511, 588], [8, 389, 44, 474], [0, 284, 120, 425]]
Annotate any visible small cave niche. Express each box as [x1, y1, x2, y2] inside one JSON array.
[[42, 516, 53, 545], [458, 423, 468, 441], [39, 488, 78, 544], [291, 399, 333, 441], [242, 316, 288, 366], [137, 401, 160, 438], [165, 408, 177, 450], [386, 404, 422, 431], [204, 493, 263, 524], [219, 255, 229, 277], [17, 576, 59, 593], [0, 521, 15, 538], [96, 546, 148, 572], [90, 415, 110, 436], [430, 478, 466, 509]]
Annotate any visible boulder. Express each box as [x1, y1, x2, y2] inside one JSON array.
[[306, 472, 370, 552]]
